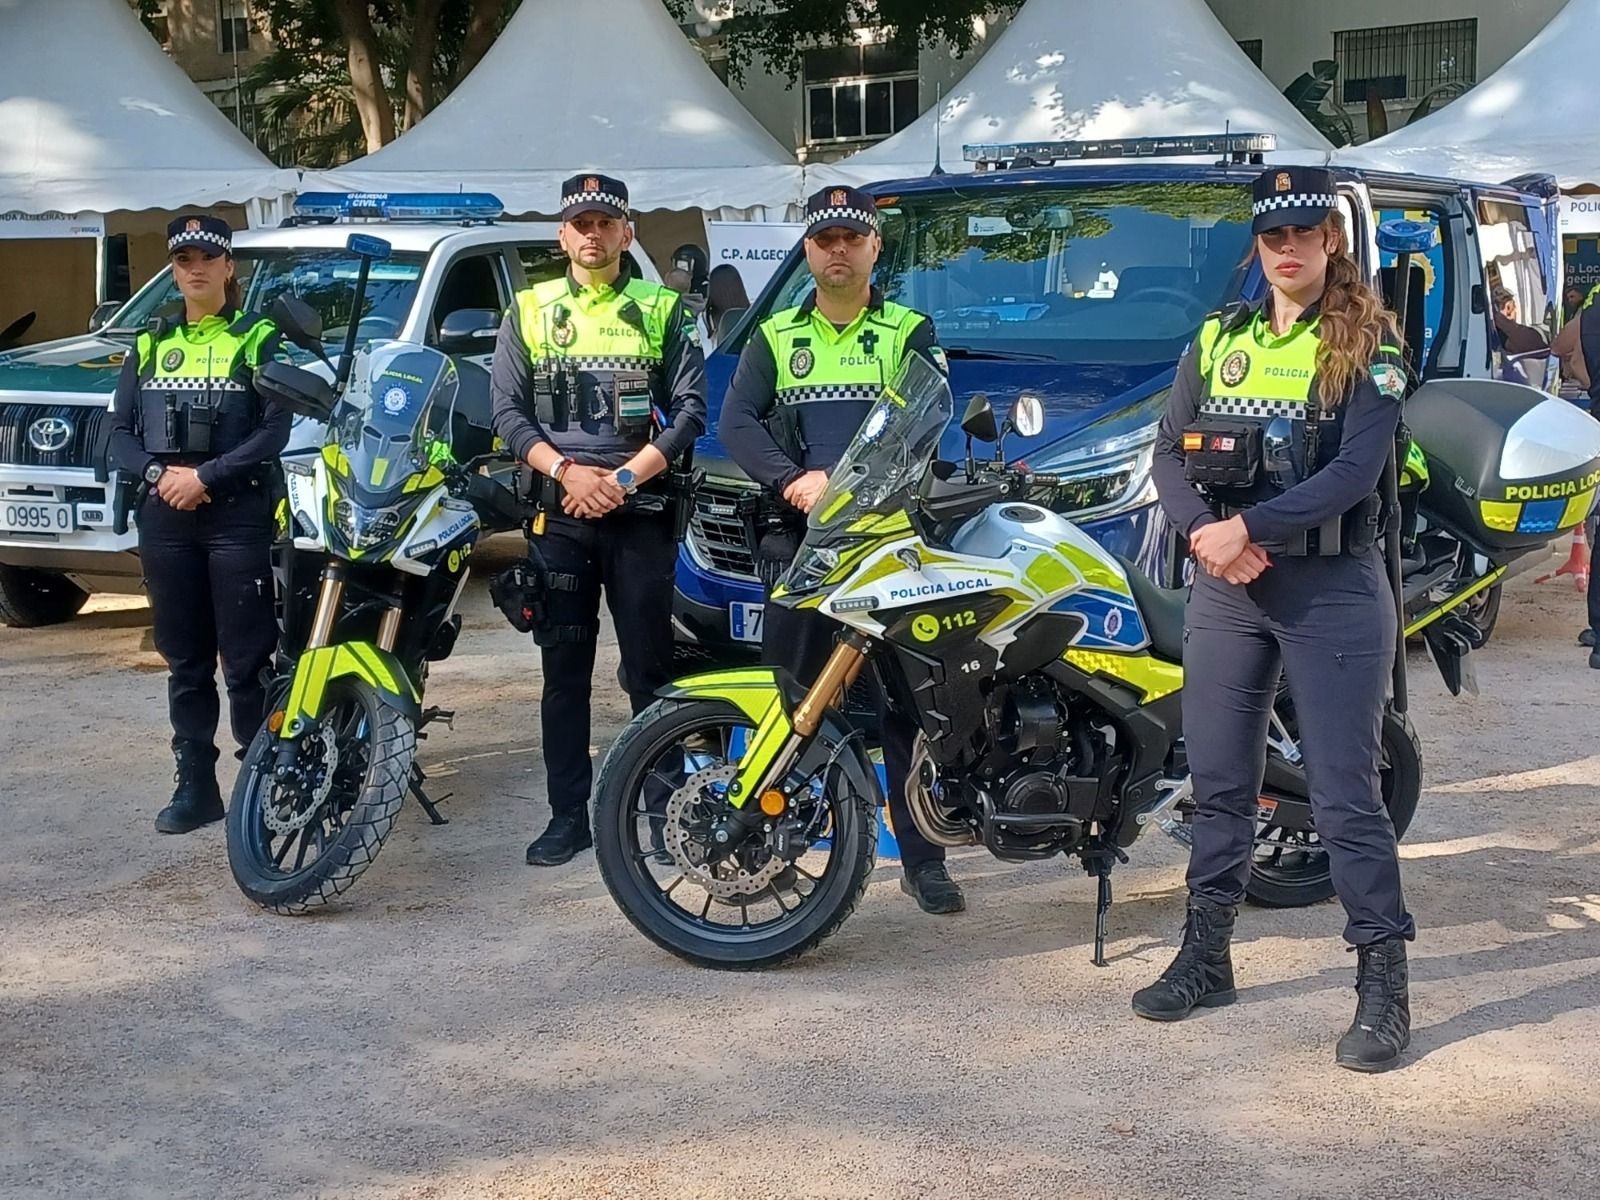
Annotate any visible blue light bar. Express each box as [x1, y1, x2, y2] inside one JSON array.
[[964, 133, 1277, 169], [292, 192, 505, 222]]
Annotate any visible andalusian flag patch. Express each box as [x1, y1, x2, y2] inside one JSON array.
[[1372, 362, 1406, 400]]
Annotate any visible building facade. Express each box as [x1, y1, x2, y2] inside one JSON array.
[[130, 0, 271, 146]]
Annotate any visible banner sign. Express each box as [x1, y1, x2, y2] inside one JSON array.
[[0, 211, 105, 240], [1559, 195, 1600, 236], [705, 221, 805, 297]]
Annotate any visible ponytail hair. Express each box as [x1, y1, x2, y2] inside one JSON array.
[[1309, 212, 1402, 406]]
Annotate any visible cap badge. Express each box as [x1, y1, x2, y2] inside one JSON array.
[[584, 176, 600, 193], [1219, 349, 1251, 387], [1274, 172, 1292, 194], [829, 189, 848, 207], [185, 218, 203, 231]]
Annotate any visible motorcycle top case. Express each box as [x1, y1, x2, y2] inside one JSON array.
[[1406, 379, 1600, 551]]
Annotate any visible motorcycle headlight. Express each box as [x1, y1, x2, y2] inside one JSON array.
[[780, 538, 865, 595], [1024, 388, 1166, 519], [331, 498, 406, 549]]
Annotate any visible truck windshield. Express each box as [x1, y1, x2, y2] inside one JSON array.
[[106, 248, 429, 350], [763, 181, 1253, 366]]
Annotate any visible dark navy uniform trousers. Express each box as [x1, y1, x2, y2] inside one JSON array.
[[139, 481, 278, 751], [1182, 549, 1415, 945]]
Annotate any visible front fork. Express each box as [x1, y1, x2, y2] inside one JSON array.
[[707, 630, 872, 850]]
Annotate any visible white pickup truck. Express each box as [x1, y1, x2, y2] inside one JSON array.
[[0, 192, 661, 626]]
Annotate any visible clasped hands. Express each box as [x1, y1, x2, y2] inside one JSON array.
[[155, 465, 209, 511], [559, 464, 629, 518], [1189, 514, 1271, 585]]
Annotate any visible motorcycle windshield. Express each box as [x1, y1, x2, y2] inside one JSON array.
[[778, 352, 952, 596], [327, 340, 459, 505]]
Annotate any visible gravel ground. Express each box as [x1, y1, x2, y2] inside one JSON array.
[[2, 544, 1598, 1200]]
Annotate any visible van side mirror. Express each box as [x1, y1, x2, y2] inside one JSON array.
[[87, 301, 120, 331], [438, 307, 501, 352], [1007, 392, 1045, 439]]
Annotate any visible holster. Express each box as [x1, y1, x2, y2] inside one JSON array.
[[663, 465, 703, 542], [488, 549, 587, 644]]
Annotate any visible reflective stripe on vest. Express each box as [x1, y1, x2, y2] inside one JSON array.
[[134, 311, 275, 455], [761, 300, 924, 406]]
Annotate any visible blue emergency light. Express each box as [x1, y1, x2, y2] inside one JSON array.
[[292, 192, 505, 222], [965, 133, 1277, 170]]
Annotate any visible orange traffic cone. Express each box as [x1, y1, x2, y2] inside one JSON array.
[[1537, 522, 1590, 592]]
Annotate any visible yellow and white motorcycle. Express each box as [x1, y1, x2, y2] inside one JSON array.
[[593, 353, 1421, 968]]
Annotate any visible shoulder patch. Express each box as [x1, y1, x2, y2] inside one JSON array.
[[1372, 361, 1407, 400]]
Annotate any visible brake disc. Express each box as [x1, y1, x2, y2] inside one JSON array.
[[264, 726, 340, 836], [662, 763, 786, 899]]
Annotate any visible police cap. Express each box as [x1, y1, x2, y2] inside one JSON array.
[[166, 213, 232, 256], [1250, 166, 1337, 235], [560, 174, 630, 222], [804, 185, 879, 238]]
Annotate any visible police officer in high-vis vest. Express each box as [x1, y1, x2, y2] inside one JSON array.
[[491, 174, 706, 867], [1136, 167, 1415, 1071], [719, 185, 963, 916], [1552, 282, 1600, 663], [109, 214, 289, 834]]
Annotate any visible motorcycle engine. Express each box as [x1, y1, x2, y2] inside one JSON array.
[[980, 677, 1099, 859]]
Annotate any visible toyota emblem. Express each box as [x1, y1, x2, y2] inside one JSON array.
[[27, 416, 73, 453]]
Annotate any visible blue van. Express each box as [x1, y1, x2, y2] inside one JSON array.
[[674, 137, 1562, 660]]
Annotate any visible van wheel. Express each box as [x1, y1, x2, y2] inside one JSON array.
[[0, 565, 89, 627]]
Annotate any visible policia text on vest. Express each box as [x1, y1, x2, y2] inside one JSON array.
[[488, 172, 707, 868]]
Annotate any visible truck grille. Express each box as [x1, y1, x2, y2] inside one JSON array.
[[0, 403, 111, 471], [687, 481, 758, 579]]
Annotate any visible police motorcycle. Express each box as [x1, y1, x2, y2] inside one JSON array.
[[223, 234, 532, 913], [1380, 219, 1600, 691], [591, 352, 1424, 968]]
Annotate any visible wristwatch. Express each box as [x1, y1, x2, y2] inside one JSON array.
[[613, 467, 638, 495], [143, 461, 166, 485]]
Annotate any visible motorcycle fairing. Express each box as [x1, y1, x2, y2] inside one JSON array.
[[278, 642, 421, 739]]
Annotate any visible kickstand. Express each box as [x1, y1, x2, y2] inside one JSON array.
[[1083, 842, 1130, 968], [409, 762, 452, 826]]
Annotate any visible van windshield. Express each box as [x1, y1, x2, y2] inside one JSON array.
[[763, 181, 1254, 366]]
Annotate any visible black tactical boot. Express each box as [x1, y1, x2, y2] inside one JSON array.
[[900, 860, 966, 914], [1336, 937, 1412, 1072], [154, 739, 223, 834], [525, 811, 593, 866], [1132, 896, 1237, 1021]]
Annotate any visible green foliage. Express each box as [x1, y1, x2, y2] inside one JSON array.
[[245, 0, 521, 167], [664, 0, 1022, 84]]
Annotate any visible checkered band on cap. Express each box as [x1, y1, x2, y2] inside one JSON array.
[[805, 206, 878, 233], [561, 189, 629, 215], [168, 228, 231, 252], [1251, 192, 1337, 217]]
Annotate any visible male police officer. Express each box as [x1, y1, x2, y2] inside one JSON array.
[[1554, 283, 1600, 663], [718, 185, 962, 915], [491, 174, 706, 865]]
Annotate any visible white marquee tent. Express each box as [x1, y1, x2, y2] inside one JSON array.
[[305, 0, 804, 217], [0, 0, 296, 219], [1336, 0, 1598, 202], [810, 0, 1331, 188]]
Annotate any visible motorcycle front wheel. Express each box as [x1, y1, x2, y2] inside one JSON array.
[[226, 676, 415, 913], [593, 697, 876, 969]]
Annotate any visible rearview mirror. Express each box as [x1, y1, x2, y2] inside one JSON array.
[[1010, 392, 1044, 438], [960, 393, 999, 442], [438, 307, 501, 352], [86, 301, 120, 331], [269, 294, 325, 350], [255, 361, 336, 424], [347, 233, 392, 261]]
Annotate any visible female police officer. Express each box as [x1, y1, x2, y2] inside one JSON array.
[[1133, 167, 1415, 1072], [110, 215, 288, 835]]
